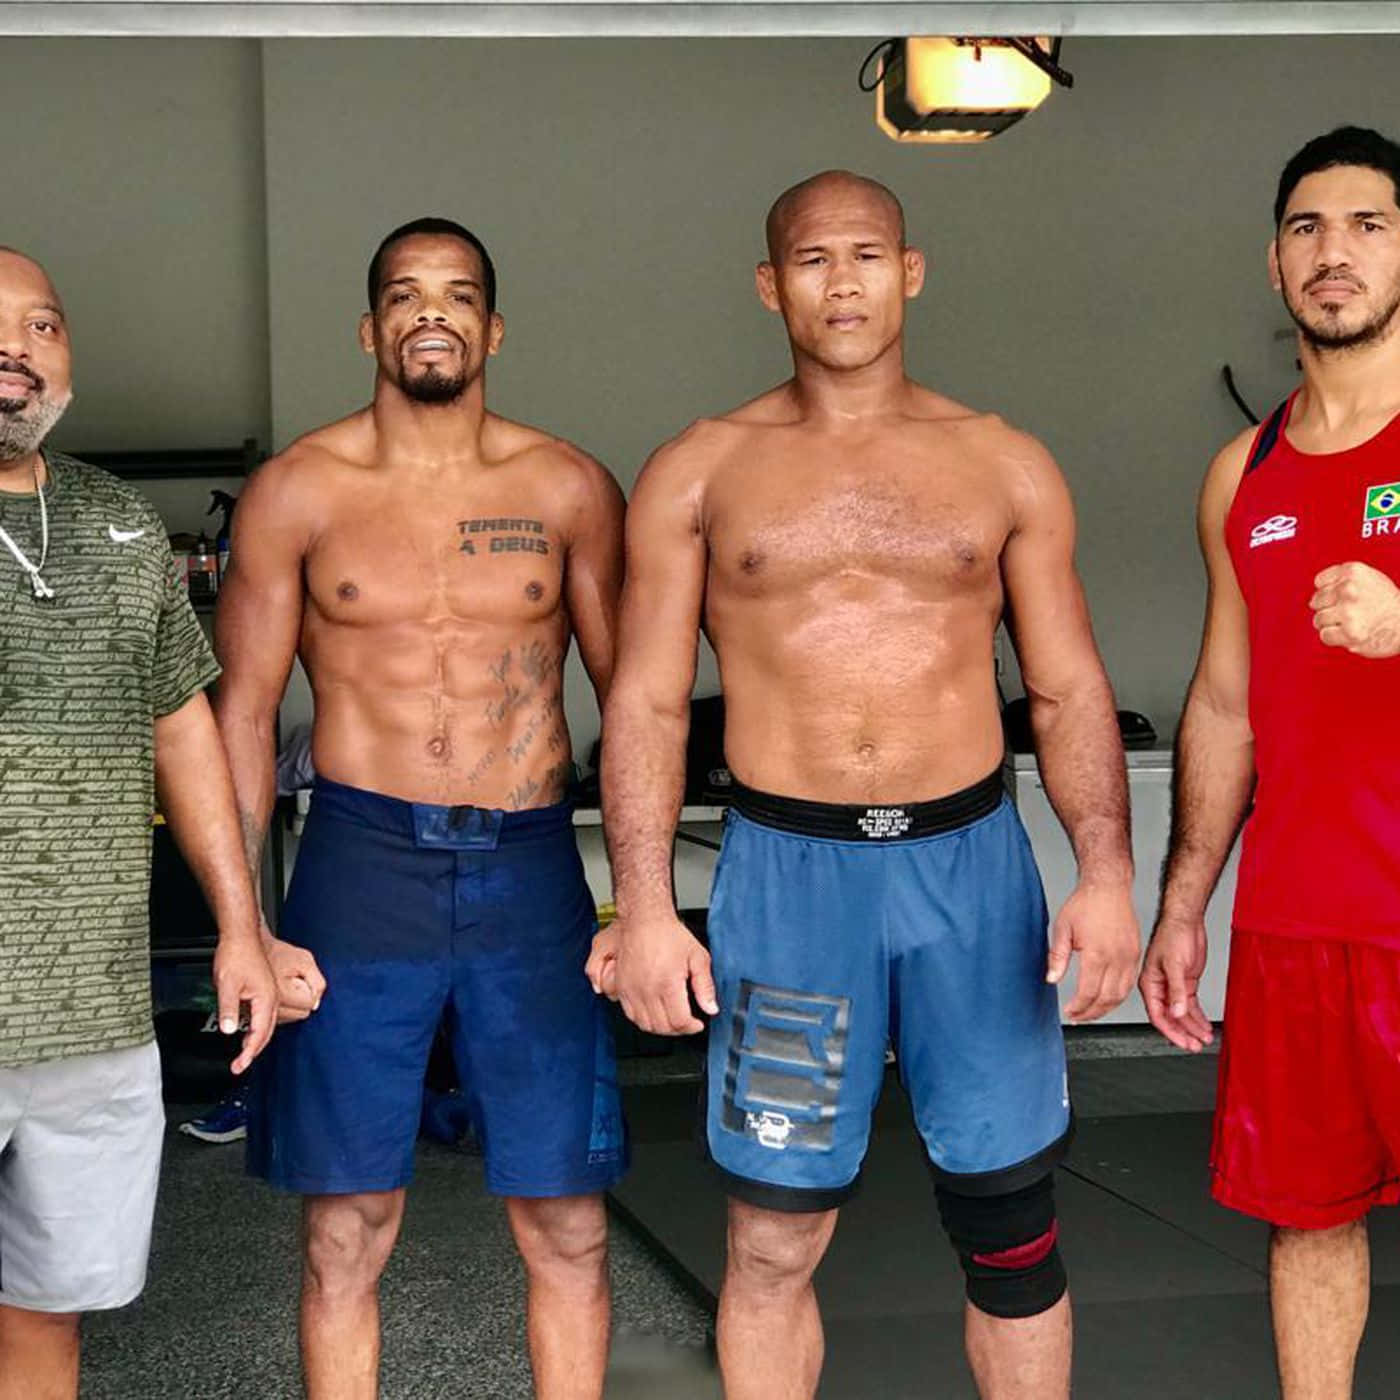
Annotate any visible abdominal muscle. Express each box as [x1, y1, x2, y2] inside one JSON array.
[[301, 610, 573, 809], [713, 604, 1005, 804]]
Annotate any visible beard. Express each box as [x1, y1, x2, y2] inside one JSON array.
[[1282, 268, 1400, 353], [0, 372, 70, 462], [400, 364, 468, 404]]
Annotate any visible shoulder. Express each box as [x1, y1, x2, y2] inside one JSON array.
[[631, 417, 744, 520], [1205, 424, 1257, 491], [951, 414, 1070, 516], [1198, 425, 1258, 535], [49, 452, 166, 532], [484, 414, 624, 518], [239, 417, 365, 519]]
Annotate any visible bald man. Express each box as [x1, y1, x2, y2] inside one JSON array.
[[593, 173, 1139, 1399], [0, 249, 276, 1400]]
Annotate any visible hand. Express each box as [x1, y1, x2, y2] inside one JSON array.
[[212, 931, 278, 1074], [613, 911, 719, 1035], [586, 924, 621, 1000], [1310, 562, 1400, 658], [1045, 879, 1141, 1023], [262, 929, 326, 1024], [1139, 915, 1213, 1052]]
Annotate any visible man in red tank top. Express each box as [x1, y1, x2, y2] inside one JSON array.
[[1143, 127, 1400, 1398]]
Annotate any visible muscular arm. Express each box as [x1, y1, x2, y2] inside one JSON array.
[[602, 442, 706, 921], [1141, 435, 1254, 1051], [154, 691, 276, 1071], [210, 455, 309, 900], [1160, 436, 1256, 925], [1001, 435, 1138, 1021], [1002, 442, 1131, 887], [597, 437, 717, 1034], [562, 454, 627, 709]]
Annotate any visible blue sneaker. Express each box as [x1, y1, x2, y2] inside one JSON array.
[[179, 1088, 248, 1143]]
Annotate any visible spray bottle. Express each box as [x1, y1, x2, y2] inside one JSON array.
[[208, 491, 237, 584]]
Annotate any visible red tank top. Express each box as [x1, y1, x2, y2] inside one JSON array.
[[1225, 392, 1400, 948]]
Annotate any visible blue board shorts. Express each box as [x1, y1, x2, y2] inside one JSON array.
[[247, 777, 627, 1198], [705, 768, 1071, 1211]]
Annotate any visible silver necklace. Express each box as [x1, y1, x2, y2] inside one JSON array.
[[0, 462, 54, 599]]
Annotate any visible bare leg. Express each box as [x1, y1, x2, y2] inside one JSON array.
[[716, 1200, 838, 1400], [965, 1294, 1071, 1399], [0, 1306, 78, 1400], [1271, 1219, 1369, 1400], [505, 1194, 610, 1400], [300, 1190, 406, 1400]]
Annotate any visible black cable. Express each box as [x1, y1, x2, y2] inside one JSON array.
[[858, 38, 898, 93], [1221, 364, 1260, 425]]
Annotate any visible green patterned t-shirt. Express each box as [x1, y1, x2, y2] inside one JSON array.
[[0, 450, 219, 1067]]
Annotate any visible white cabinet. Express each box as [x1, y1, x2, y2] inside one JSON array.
[[1012, 752, 1238, 1025]]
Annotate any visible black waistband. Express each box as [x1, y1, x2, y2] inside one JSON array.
[[728, 766, 1006, 842]]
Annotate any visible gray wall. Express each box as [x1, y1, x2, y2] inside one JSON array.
[[11, 39, 271, 534], [16, 35, 1400, 747]]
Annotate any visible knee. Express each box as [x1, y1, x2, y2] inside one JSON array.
[[726, 1207, 833, 1295], [302, 1195, 401, 1296], [508, 1196, 608, 1284], [936, 1174, 1068, 1320]]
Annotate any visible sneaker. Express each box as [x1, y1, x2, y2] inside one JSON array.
[[178, 1089, 248, 1143]]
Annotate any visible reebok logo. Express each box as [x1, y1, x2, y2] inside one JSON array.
[[1249, 515, 1297, 548], [108, 525, 146, 543]]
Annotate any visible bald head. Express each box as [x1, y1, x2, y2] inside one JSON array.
[[765, 171, 906, 264]]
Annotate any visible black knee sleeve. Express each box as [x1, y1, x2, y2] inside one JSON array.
[[935, 1173, 1067, 1319]]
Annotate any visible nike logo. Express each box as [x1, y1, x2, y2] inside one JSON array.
[[108, 525, 146, 543]]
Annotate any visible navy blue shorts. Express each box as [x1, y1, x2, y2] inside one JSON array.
[[247, 777, 627, 1198], [705, 771, 1070, 1211]]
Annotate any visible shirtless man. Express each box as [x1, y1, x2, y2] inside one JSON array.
[[214, 217, 627, 1400], [594, 173, 1139, 1400]]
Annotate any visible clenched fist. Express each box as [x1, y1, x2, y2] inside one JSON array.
[[1310, 562, 1400, 658]]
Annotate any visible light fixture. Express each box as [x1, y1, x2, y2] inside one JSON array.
[[862, 37, 1073, 144]]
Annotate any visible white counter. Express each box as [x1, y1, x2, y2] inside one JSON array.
[[1011, 750, 1237, 1024]]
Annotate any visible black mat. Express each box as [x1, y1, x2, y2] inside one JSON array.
[[612, 1074, 1400, 1398]]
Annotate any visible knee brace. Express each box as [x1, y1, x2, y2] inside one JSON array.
[[935, 1173, 1067, 1319]]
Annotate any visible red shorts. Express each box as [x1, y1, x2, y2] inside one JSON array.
[[1212, 927, 1400, 1229]]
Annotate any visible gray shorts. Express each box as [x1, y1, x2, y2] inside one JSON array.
[[0, 1040, 163, 1312]]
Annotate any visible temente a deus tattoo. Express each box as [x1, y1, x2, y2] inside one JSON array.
[[458, 517, 551, 557]]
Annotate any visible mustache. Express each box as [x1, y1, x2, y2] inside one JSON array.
[[0, 359, 42, 391], [1304, 266, 1365, 294], [398, 328, 466, 356]]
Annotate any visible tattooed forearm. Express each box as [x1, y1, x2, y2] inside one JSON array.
[[238, 808, 267, 916]]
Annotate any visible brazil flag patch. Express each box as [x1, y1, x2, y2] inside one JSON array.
[[1365, 483, 1400, 521]]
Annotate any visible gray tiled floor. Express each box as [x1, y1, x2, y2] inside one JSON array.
[[82, 1121, 713, 1399], [611, 1050, 1400, 1399], [77, 1045, 1400, 1398]]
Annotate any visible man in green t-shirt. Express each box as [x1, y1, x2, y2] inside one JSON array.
[[0, 247, 279, 1400]]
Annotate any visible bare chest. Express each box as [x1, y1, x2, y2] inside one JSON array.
[[706, 461, 1009, 598], [305, 496, 565, 627]]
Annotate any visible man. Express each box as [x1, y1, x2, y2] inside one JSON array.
[[594, 173, 1139, 1400], [0, 248, 277, 1400], [216, 217, 627, 1400], [1143, 126, 1400, 1399]]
